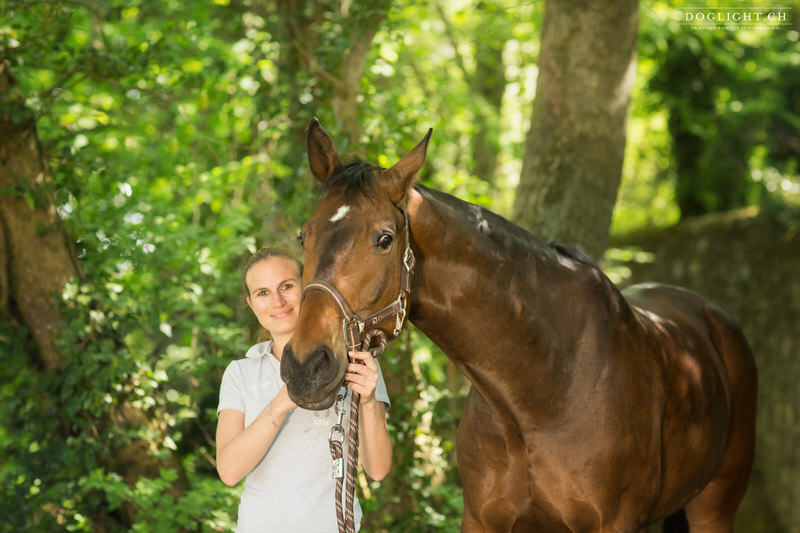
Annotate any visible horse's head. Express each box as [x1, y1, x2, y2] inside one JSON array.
[[281, 119, 431, 409]]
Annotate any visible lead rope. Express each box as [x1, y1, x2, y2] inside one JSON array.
[[331, 329, 388, 533], [318, 203, 412, 533], [329, 390, 346, 532]]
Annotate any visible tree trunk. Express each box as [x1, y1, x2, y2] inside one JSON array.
[[1, 60, 186, 527], [333, 2, 387, 148], [471, 2, 509, 184], [0, 59, 78, 371], [512, 0, 639, 258]]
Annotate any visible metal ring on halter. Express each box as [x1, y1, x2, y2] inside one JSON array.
[[393, 299, 407, 338], [403, 246, 415, 273], [341, 315, 361, 351]]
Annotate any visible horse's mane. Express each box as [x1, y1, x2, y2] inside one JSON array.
[[324, 160, 383, 198], [416, 184, 601, 269], [550, 242, 596, 265]]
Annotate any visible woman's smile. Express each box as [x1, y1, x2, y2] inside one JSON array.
[[270, 308, 294, 320]]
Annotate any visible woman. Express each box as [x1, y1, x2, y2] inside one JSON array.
[[216, 247, 392, 532]]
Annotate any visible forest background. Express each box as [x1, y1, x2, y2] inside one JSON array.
[[1, 0, 799, 531]]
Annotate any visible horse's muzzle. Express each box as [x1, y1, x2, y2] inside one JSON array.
[[280, 343, 343, 410]]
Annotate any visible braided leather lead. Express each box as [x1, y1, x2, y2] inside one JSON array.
[[342, 329, 389, 533], [344, 390, 360, 533]]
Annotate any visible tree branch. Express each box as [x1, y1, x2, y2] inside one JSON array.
[[435, 1, 471, 82], [294, 41, 347, 93]]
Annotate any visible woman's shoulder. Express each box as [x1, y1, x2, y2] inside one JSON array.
[[244, 340, 273, 360], [223, 341, 274, 372]]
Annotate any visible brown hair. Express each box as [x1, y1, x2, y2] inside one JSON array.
[[242, 246, 303, 296]]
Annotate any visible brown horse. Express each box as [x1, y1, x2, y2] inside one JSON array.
[[281, 119, 757, 532]]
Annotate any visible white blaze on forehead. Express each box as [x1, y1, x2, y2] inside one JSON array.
[[329, 204, 350, 223]]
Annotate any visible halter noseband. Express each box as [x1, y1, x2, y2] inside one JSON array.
[[300, 203, 415, 355]]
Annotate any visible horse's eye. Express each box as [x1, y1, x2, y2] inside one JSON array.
[[377, 233, 393, 250], [298, 232, 305, 247]]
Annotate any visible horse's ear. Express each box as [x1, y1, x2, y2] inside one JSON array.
[[306, 118, 342, 182], [387, 128, 432, 204]]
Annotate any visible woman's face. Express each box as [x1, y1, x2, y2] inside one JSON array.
[[245, 256, 302, 339]]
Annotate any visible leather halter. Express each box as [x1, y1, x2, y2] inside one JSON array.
[[301, 203, 415, 354]]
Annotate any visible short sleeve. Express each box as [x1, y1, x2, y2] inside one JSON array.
[[217, 361, 245, 415], [374, 359, 391, 410]]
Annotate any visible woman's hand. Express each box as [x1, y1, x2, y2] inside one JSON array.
[[347, 350, 392, 480], [346, 350, 380, 405], [216, 386, 298, 487], [272, 384, 298, 418]]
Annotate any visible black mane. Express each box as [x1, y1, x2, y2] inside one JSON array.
[[550, 242, 596, 265], [416, 184, 601, 269], [324, 160, 383, 197]]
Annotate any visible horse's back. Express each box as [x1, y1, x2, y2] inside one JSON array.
[[621, 282, 756, 394]]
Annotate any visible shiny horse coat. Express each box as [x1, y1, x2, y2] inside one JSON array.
[[282, 120, 757, 532]]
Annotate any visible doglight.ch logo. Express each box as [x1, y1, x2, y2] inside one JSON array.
[[679, 6, 793, 30]]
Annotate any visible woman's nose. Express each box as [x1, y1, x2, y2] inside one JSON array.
[[270, 291, 286, 306]]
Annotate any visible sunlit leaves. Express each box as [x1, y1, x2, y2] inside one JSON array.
[[4, 0, 798, 530], [635, 1, 800, 220]]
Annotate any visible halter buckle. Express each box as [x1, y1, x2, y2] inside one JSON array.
[[393, 294, 408, 338], [342, 315, 362, 351], [403, 247, 415, 274]]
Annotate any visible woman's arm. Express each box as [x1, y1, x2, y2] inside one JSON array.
[[346, 351, 393, 481], [215, 385, 296, 486]]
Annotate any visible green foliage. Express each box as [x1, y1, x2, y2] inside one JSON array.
[[1, 0, 264, 529], [619, 1, 800, 224], [3, 0, 798, 530], [356, 0, 542, 216], [359, 329, 466, 532]]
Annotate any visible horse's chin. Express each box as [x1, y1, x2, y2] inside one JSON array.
[[293, 393, 338, 411], [287, 378, 344, 411]]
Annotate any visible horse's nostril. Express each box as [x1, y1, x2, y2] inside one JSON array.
[[280, 345, 299, 384], [313, 352, 328, 374], [308, 346, 337, 384]]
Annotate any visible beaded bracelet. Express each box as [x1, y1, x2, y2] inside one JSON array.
[[266, 401, 280, 429]]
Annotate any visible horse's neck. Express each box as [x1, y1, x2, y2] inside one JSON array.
[[407, 186, 580, 417]]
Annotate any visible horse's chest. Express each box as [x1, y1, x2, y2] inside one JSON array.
[[458, 397, 658, 531]]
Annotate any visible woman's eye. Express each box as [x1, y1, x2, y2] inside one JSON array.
[[377, 233, 393, 250], [281, 283, 294, 291]]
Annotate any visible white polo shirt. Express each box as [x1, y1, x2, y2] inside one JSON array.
[[217, 341, 390, 533]]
